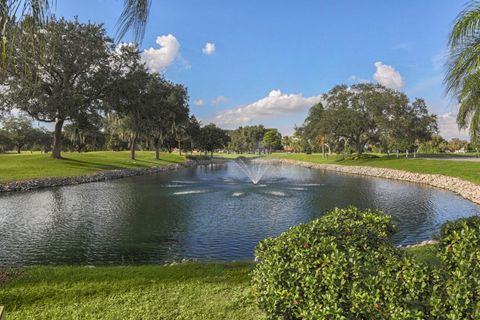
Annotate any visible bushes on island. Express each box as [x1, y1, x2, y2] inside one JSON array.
[[252, 207, 480, 319]]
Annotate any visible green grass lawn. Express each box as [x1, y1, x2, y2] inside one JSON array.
[[404, 244, 441, 267], [0, 263, 261, 320], [267, 153, 480, 185], [0, 151, 186, 182], [0, 151, 260, 182], [3, 151, 477, 184], [0, 245, 437, 320]]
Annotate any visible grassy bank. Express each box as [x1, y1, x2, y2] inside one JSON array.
[[267, 153, 480, 185], [2, 151, 477, 184], [0, 151, 260, 183], [0, 246, 436, 320], [0, 263, 262, 320], [0, 151, 186, 182]]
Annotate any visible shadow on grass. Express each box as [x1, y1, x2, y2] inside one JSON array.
[[59, 156, 181, 172]]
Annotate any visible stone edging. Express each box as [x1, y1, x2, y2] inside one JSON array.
[[398, 240, 438, 249], [261, 159, 480, 205], [0, 158, 228, 193]]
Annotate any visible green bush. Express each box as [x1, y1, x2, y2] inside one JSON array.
[[252, 207, 431, 319], [185, 154, 212, 161], [345, 153, 380, 160], [429, 217, 480, 319]]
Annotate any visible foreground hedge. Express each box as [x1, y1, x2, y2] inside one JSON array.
[[252, 207, 480, 319]]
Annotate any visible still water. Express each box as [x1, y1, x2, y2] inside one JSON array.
[[0, 162, 478, 266]]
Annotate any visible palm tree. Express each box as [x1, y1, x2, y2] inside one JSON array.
[[446, 1, 480, 142], [0, 0, 150, 65]]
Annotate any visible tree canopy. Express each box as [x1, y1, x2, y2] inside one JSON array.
[[0, 18, 112, 158], [299, 84, 437, 154]]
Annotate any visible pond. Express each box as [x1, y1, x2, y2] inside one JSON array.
[[0, 162, 478, 266]]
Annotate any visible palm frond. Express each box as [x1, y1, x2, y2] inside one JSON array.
[[469, 106, 480, 142], [455, 73, 480, 139], [445, 35, 480, 94], [115, 0, 151, 43], [449, 1, 480, 48]]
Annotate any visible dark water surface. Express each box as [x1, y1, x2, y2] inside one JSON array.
[[0, 162, 478, 266]]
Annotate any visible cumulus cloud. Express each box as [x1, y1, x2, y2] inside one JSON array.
[[438, 112, 469, 140], [214, 90, 323, 126], [142, 34, 180, 72], [202, 42, 216, 55], [212, 95, 229, 105], [373, 61, 404, 90], [193, 99, 204, 106]]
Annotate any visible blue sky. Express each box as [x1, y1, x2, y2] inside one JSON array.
[[56, 0, 467, 139]]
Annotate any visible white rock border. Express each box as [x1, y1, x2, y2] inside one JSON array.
[[0, 158, 227, 193], [262, 159, 480, 205]]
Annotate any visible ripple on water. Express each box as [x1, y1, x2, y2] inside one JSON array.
[[171, 180, 198, 184], [289, 187, 306, 191], [264, 190, 288, 197], [173, 190, 209, 195], [232, 192, 245, 197]]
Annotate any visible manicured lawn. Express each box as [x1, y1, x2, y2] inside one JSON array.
[[0, 151, 185, 182], [0, 245, 435, 320], [267, 153, 480, 185], [0, 151, 260, 182], [0, 263, 262, 320], [404, 244, 441, 267]]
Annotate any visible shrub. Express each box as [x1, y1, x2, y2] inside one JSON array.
[[345, 153, 380, 160], [429, 217, 480, 319], [252, 207, 431, 319], [185, 154, 212, 161]]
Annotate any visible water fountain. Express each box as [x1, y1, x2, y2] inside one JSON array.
[[233, 157, 270, 184]]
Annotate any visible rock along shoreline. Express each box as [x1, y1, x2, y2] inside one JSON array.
[[262, 159, 480, 206], [0, 158, 227, 193]]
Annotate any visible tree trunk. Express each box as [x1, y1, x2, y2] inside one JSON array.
[[154, 138, 160, 160], [17, 145, 21, 153], [52, 117, 64, 159], [356, 144, 363, 155], [178, 140, 182, 155], [130, 134, 137, 160]]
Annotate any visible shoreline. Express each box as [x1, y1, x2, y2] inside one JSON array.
[[2, 157, 479, 207], [0, 158, 228, 193], [262, 158, 480, 205]]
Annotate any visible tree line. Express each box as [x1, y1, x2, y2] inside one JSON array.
[[0, 17, 473, 158], [284, 83, 440, 155], [0, 18, 232, 160]]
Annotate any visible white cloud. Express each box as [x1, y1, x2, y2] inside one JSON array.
[[438, 112, 469, 140], [373, 61, 404, 90], [142, 34, 180, 72], [212, 95, 229, 105], [214, 90, 323, 126], [193, 99, 204, 106], [202, 42, 216, 55]]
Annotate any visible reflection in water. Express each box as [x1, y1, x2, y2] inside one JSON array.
[[0, 162, 479, 266]]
